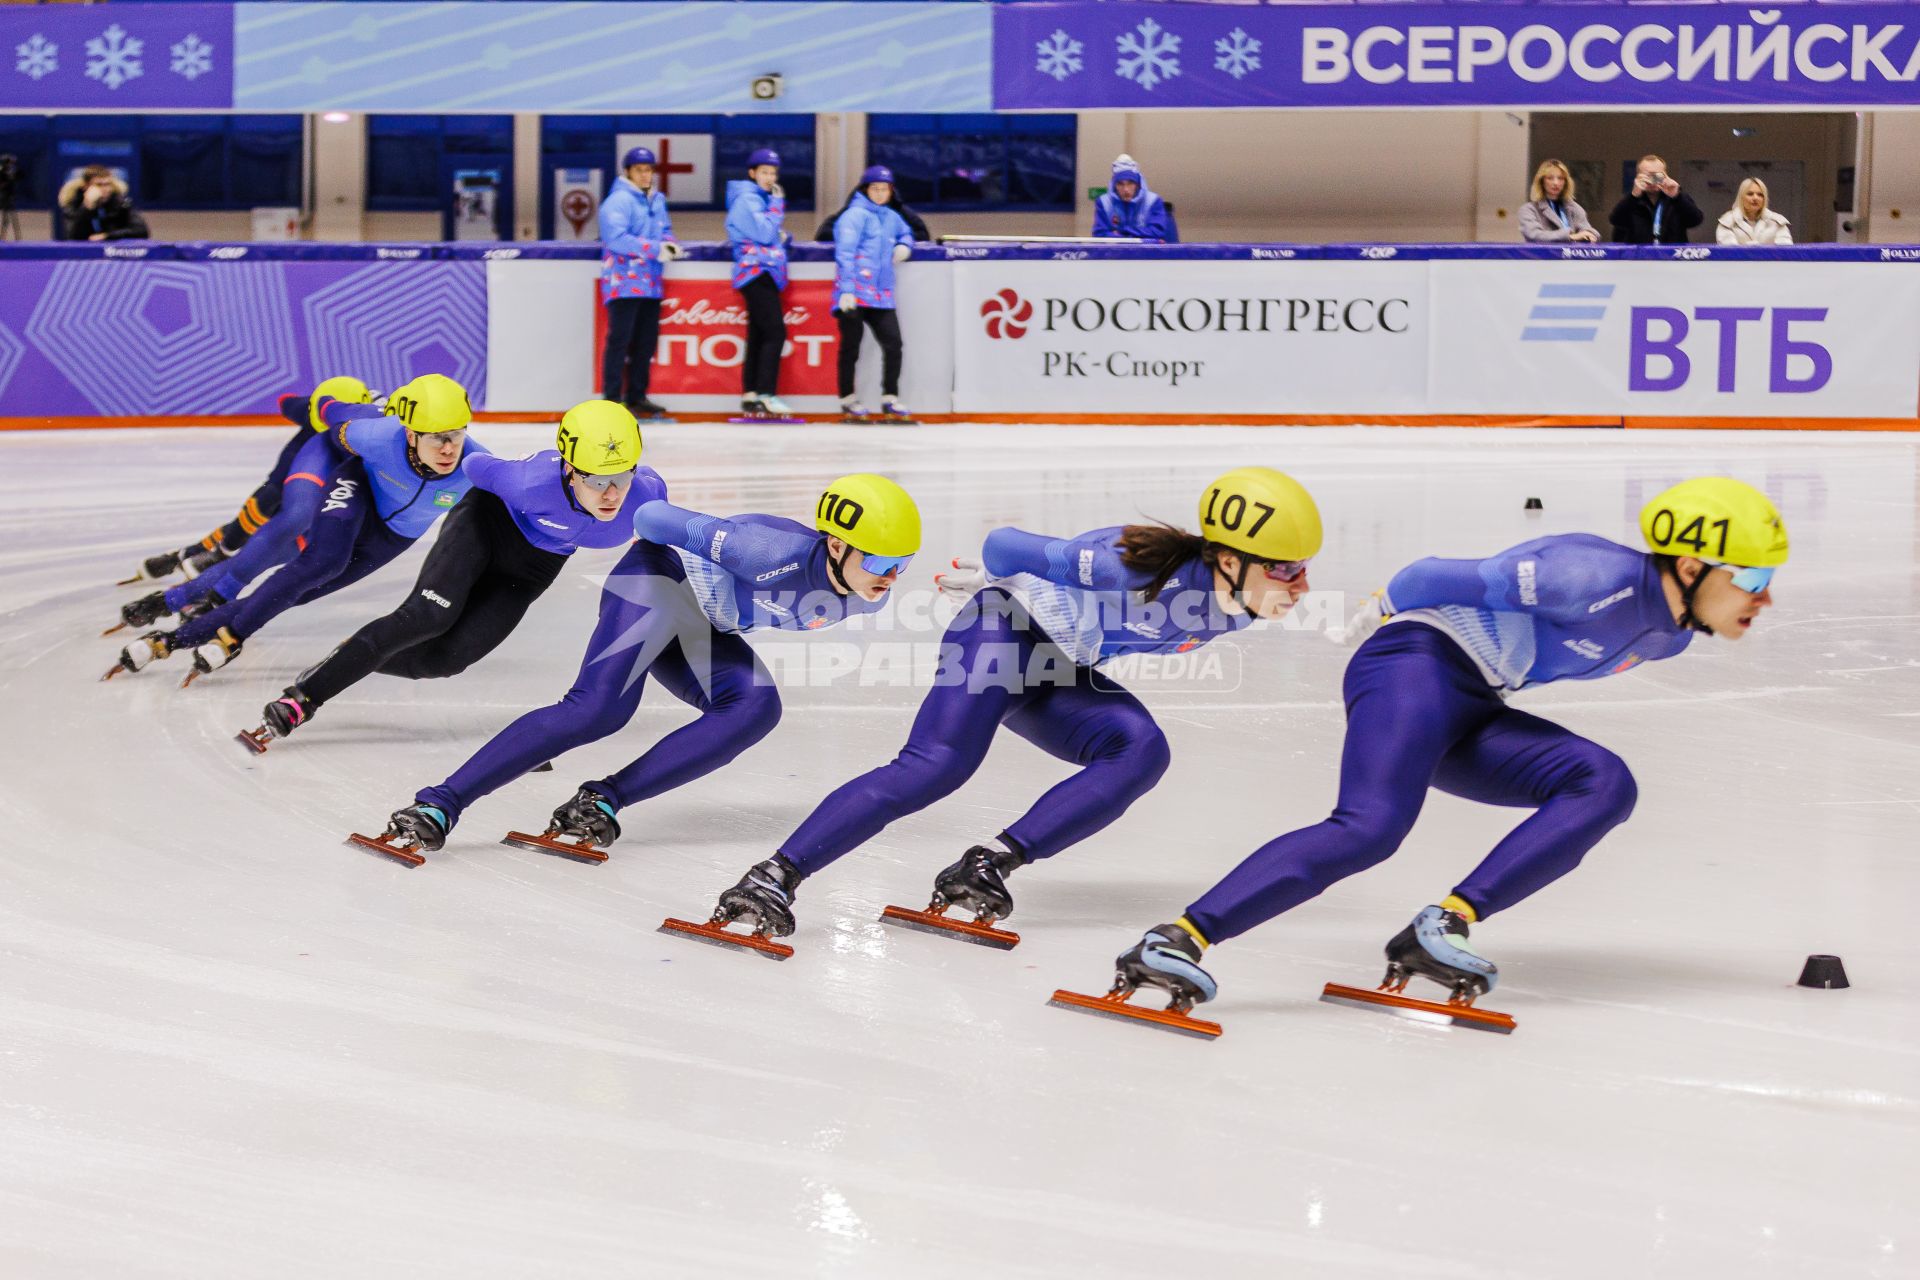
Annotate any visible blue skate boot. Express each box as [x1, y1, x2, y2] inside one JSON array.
[[1382, 904, 1498, 1002]]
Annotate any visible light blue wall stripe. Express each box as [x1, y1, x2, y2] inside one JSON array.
[[234, 2, 992, 111]]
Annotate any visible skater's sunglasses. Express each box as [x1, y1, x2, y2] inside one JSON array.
[[416, 428, 467, 449], [858, 552, 912, 577], [1707, 562, 1775, 594], [1256, 557, 1311, 583], [575, 468, 638, 493]]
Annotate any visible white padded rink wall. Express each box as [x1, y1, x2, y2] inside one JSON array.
[[0, 421, 1913, 1277]]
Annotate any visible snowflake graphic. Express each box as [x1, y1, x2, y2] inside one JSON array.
[[169, 34, 213, 82], [1214, 27, 1262, 80], [85, 24, 144, 90], [1116, 18, 1181, 91], [1034, 29, 1084, 82], [14, 34, 58, 81]]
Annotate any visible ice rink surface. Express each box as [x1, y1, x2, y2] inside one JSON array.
[[0, 422, 1915, 1279]]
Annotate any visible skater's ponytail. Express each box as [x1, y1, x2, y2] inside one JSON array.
[[1119, 522, 1214, 603]]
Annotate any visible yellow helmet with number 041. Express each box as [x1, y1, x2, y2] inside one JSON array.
[[1639, 478, 1788, 568], [1198, 467, 1323, 563], [816, 473, 921, 573], [308, 375, 372, 431], [385, 373, 472, 436], [555, 400, 643, 475]]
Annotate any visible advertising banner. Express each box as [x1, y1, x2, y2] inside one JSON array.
[[0, 259, 485, 416], [996, 3, 1920, 110], [1428, 261, 1920, 418], [1, 4, 233, 110], [950, 258, 1428, 414]]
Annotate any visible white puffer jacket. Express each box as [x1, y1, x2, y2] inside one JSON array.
[[1716, 208, 1793, 245]]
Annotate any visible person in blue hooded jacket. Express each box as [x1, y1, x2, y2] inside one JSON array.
[[725, 148, 796, 418], [598, 146, 681, 420], [833, 165, 915, 422], [1092, 154, 1178, 244]]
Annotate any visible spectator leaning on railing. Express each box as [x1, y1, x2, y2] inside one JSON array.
[[59, 165, 148, 242], [1609, 154, 1703, 245], [1092, 154, 1178, 244], [1518, 159, 1599, 244], [1716, 178, 1793, 246]]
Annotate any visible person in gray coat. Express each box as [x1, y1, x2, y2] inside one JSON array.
[[1519, 160, 1599, 244]]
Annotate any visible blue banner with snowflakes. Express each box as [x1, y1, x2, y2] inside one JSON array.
[[4, 5, 233, 108], [998, 3, 1920, 109]]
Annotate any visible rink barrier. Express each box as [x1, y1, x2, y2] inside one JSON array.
[[0, 241, 1915, 428]]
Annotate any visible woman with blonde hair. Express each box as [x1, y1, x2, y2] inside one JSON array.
[[1519, 160, 1598, 243], [1717, 178, 1793, 245]]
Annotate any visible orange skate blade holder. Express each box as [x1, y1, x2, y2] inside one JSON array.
[[100, 661, 130, 682], [114, 573, 142, 587], [100, 620, 128, 637], [879, 903, 1020, 950], [235, 725, 274, 755], [1048, 987, 1222, 1039], [1319, 982, 1516, 1034], [502, 829, 608, 864], [344, 831, 426, 868], [658, 916, 793, 960]]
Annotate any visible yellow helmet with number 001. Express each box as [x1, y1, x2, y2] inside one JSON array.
[[1198, 467, 1323, 562], [385, 373, 472, 436], [556, 400, 643, 475], [1639, 478, 1788, 568], [815, 473, 921, 558], [308, 375, 372, 431]]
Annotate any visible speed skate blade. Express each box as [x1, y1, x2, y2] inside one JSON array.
[[344, 832, 426, 868], [501, 829, 608, 864], [658, 917, 792, 960], [726, 415, 807, 425], [1319, 982, 1516, 1034], [880, 904, 1020, 950], [114, 574, 143, 587], [234, 725, 274, 755], [1047, 988, 1222, 1040], [101, 621, 128, 636]]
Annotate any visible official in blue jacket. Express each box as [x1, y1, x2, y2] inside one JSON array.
[[832, 165, 915, 421], [598, 147, 681, 419], [1092, 154, 1178, 244], [725, 148, 795, 417]]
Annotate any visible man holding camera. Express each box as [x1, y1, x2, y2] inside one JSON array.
[[1608, 154, 1702, 246], [59, 165, 149, 243]]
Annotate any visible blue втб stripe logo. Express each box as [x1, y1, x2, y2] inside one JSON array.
[[1521, 283, 1613, 342]]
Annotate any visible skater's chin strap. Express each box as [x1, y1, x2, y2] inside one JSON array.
[[1675, 560, 1715, 635], [404, 441, 439, 481], [826, 542, 858, 596], [1219, 552, 1256, 616], [560, 465, 590, 518]]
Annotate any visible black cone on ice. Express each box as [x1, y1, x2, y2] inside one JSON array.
[[1796, 955, 1849, 989], [1524, 497, 1543, 511]]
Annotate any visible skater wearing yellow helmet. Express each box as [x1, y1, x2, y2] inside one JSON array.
[[1072, 477, 1786, 1035], [678, 467, 1322, 953], [351, 472, 921, 861], [246, 398, 656, 758]]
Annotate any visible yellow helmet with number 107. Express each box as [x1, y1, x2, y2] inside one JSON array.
[[1198, 467, 1323, 563], [556, 400, 643, 475], [1639, 478, 1788, 568], [308, 375, 372, 431]]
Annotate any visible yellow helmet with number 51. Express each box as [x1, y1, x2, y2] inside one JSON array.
[[1639, 478, 1788, 568], [556, 399, 643, 475], [1198, 466, 1323, 564]]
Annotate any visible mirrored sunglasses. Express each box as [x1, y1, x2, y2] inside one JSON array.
[[859, 552, 912, 577], [1711, 562, 1774, 594], [1258, 558, 1311, 583]]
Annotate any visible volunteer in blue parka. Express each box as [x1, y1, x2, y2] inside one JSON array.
[[1091, 154, 1178, 244], [598, 146, 681, 420], [725, 148, 796, 418], [832, 164, 915, 422]]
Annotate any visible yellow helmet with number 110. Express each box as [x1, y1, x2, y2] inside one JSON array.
[[816, 473, 921, 558], [385, 373, 472, 436], [556, 400, 643, 475], [308, 375, 372, 431], [1639, 478, 1788, 568], [1198, 467, 1323, 563]]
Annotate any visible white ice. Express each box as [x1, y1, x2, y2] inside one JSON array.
[[0, 423, 1915, 1279]]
